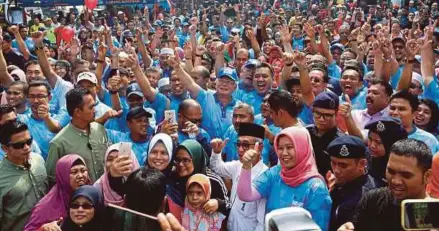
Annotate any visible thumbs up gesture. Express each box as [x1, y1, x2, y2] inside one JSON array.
[[211, 138, 229, 154], [339, 94, 352, 119], [242, 142, 260, 170]]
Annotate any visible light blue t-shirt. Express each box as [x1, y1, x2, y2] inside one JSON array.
[[148, 92, 170, 123], [106, 127, 154, 164], [298, 104, 314, 126], [233, 81, 253, 102], [95, 99, 112, 119], [50, 78, 74, 115], [423, 77, 439, 106], [408, 127, 439, 154], [254, 165, 332, 231], [169, 93, 190, 116], [0, 140, 41, 160], [17, 113, 68, 159], [12, 37, 35, 52], [390, 65, 404, 90], [327, 61, 341, 80], [339, 87, 367, 110], [241, 90, 265, 115], [292, 36, 304, 51], [196, 89, 240, 139]]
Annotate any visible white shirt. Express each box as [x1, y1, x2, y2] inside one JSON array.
[[209, 152, 268, 231]]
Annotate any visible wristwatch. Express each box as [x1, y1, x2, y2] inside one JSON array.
[[35, 44, 45, 51]]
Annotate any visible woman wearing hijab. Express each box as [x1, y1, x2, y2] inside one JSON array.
[[237, 127, 332, 231], [95, 143, 140, 206], [364, 116, 408, 185], [143, 133, 174, 174], [24, 154, 91, 231], [60, 185, 104, 231], [167, 140, 230, 223], [182, 174, 226, 231]]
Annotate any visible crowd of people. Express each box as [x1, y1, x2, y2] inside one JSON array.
[[1, 0, 439, 230]]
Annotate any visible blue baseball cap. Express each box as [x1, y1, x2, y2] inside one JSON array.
[[218, 67, 238, 81], [126, 83, 144, 98], [243, 59, 261, 69]]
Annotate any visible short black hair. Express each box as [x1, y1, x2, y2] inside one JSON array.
[[342, 59, 363, 81], [0, 120, 29, 145], [390, 90, 419, 112], [28, 80, 51, 96], [390, 139, 433, 172], [125, 167, 166, 215], [255, 62, 274, 77], [309, 64, 329, 83], [368, 79, 393, 97], [0, 104, 15, 120], [197, 66, 210, 80], [268, 90, 302, 118], [24, 60, 40, 71], [66, 88, 92, 116]]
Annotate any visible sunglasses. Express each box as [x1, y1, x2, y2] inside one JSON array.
[[235, 142, 256, 150], [70, 203, 94, 210], [9, 138, 33, 149]]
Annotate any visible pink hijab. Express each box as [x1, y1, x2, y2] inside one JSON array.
[[274, 127, 324, 187], [95, 143, 140, 206], [24, 154, 90, 231]]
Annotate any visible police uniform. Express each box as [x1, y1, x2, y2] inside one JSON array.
[[364, 116, 408, 186], [306, 91, 345, 176], [327, 136, 381, 231]]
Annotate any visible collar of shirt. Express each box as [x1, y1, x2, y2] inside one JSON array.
[[69, 123, 89, 136], [309, 125, 340, 140], [214, 93, 237, 108], [362, 107, 389, 118], [1, 155, 30, 170]]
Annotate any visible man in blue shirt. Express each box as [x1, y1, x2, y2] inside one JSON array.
[[17, 81, 69, 159], [170, 55, 239, 138], [233, 59, 258, 101], [389, 90, 439, 154], [242, 62, 273, 115], [106, 106, 154, 164], [339, 60, 367, 110], [12, 25, 35, 52]]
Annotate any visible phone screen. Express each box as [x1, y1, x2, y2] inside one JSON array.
[[403, 200, 439, 230]]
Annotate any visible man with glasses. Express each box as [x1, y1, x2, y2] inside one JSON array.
[[0, 104, 41, 160], [6, 81, 29, 114], [307, 91, 344, 177], [177, 99, 211, 151], [17, 81, 69, 159], [0, 120, 47, 231], [209, 122, 268, 231]]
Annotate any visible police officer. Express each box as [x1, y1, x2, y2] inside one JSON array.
[[327, 135, 380, 231], [364, 116, 408, 185], [307, 91, 345, 177]]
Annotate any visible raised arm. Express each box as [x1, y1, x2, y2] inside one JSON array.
[[8, 25, 30, 60], [419, 27, 435, 87], [246, 29, 261, 58], [167, 50, 202, 99], [34, 32, 59, 88], [317, 25, 333, 65], [125, 49, 157, 102], [294, 51, 315, 106], [380, 37, 398, 83], [280, 25, 293, 54], [303, 23, 317, 54], [209, 139, 235, 179], [397, 39, 418, 91], [135, 28, 152, 68], [237, 146, 263, 202], [96, 41, 107, 100], [0, 34, 13, 87], [214, 42, 226, 77]]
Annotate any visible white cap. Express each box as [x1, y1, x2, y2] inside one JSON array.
[[160, 48, 174, 56], [77, 72, 98, 85], [158, 78, 170, 89]]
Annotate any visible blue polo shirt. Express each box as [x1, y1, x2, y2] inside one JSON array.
[[106, 127, 155, 164], [147, 92, 170, 124], [408, 126, 439, 154], [254, 165, 332, 231], [169, 93, 190, 115], [17, 113, 69, 159], [233, 81, 253, 102], [196, 89, 240, 139], [339, 87, 367, 110], [241, 90, 265, 115]]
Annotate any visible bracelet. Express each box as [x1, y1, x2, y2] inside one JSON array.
[[407, 59, 416, 64], [109, 90, 118, 94], [96, 59, 105, 63], [195, 54, 203, 57], [285, 62, 294, 67]]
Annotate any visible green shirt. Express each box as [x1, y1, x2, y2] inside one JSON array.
[[46, 122, 110, 185], [0, 153, 47, 231]]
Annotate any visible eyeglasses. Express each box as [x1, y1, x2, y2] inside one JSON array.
[[409, 83, 421, 89], [235, 142, 256, 150], [9, 138, 33, 149], [174, 157, 192, 165], [28, 94, 48, 99], [70, 203, 94, 210], [310, 77, 322, 83], [313, 110, 336, 120], [183, 115, 202, 124]]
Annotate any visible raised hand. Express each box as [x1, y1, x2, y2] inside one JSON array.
[[37, 104, 50, 120], [406, 39, 419, 60], [181, 121, 200, 136], [210, 138, 229, 154], [110, 155, 134, 177], [8, 25, 19, 35], [339, 94, 352, 119], [303, 23, 315, 39], [215, 42, 225, 56], [282, 52, 295, 65], [166, 53, 181, 69], [417, 36, 432, 50], [97, 42, 107, 59], [241, 142, 260, 169], [108, 75, 121, 92], [189, 25, 197, 36], [279, 25, 292, 44], [125, 54, 139, 69], [292, 50, 307, 68], [155, 27, 164, 38], [195, 45, 207, 57]]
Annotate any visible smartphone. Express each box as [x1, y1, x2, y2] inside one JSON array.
[[401, 199, 439, 230], [119, 142, 132, 156], [164, 110, 176, 124]]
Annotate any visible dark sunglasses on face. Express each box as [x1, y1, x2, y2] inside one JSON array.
[[70, 203, 94, 210], [9, 138, 33, 149], [235, 142, 256, 150], [313, 110, 335, 120]]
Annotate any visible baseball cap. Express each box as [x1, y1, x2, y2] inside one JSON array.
[[126, 106, 152, 121], [160, 48, 174, 56], [126, 83, 144, 98], [330, 43, 345, 52], [243, 59, 261, 69], [218, 67, 238, 81], [77, 72, 97, 85]]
